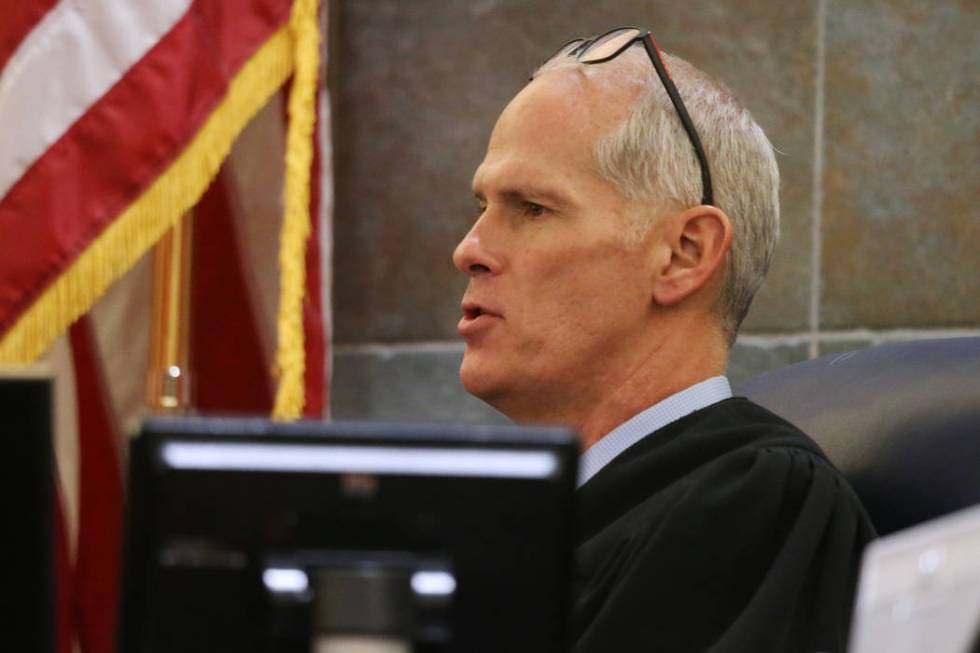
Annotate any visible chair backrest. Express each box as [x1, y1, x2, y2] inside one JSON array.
[[735, 337, 980, 536]]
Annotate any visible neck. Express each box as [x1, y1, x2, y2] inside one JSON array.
[[573, 320, 727, 451], [489, 314, 729, 450]]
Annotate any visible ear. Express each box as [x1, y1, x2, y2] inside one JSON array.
[[651, 205, 733, 307]]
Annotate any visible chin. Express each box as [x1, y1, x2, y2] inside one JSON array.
[[461, 371, 546, 426], [459, 365, 496, 401], [459, 358, 509, 406]]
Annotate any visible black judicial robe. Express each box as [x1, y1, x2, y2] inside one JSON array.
[[571, 397, 876, 653]]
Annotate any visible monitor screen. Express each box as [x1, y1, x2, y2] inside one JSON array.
[[120, 416, 578, 653]]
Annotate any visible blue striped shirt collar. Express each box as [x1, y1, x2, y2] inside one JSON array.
[[577, 376, 732, 488]]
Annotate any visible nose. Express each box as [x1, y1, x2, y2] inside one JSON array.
[[453, 220, 500, 277]]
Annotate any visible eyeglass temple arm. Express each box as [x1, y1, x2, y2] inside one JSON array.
[[640, 38, 714, 206]]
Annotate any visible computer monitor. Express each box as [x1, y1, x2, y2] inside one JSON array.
[[2, 373, 56, 653], [120, 416, 578, 652]]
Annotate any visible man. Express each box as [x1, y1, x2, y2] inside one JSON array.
[[453, 28, 875, 652]]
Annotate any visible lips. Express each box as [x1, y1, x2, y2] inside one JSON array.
[[461, 299, 502, 319], [458, 300, 502, 338]]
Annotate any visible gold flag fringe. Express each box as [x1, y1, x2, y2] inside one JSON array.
[[0, 25, 296, 366], [272, 0, 320, 421]]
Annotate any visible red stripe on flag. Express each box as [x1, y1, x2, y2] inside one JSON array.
[[303, 88, 326, 418], [0, 0, 292, 334], [0, 0, 59, 72], [191, 168, 274, 413], [69, 317, 123, 653]]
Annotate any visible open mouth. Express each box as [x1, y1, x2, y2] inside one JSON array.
[[458, 302, 499, 337], [461, 301, 500, 322]]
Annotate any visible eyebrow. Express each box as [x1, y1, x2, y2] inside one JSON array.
[[473, 185, 574, 210]]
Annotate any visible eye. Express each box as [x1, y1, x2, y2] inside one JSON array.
[[473, 201, 487, 219], [524, 202, 546, 218]]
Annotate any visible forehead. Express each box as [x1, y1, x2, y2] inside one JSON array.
[[472, 68, 637, 195]]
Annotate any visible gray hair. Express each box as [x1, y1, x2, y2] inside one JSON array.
[[534, 48, 780, 345]]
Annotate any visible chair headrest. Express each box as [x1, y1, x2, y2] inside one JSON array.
[[735, 337, 980, 535]]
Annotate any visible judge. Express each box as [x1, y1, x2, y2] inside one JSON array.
[[453, 27, 876, 652]]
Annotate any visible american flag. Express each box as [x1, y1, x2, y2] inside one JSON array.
[[0, 2, 330, 650]]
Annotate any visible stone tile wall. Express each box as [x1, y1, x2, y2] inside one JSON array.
[[329, 0, 979, 423]]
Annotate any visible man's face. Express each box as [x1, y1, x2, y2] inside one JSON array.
[[453, 69, 659, 421]]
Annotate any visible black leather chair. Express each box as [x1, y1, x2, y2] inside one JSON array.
[[735, 337, 980, 536]]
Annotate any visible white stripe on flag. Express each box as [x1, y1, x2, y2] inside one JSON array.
[[0, 0, 194, 199]]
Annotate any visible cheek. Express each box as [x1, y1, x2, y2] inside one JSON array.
[[514, 259, 642, 347], [537, 248, 643, 313]]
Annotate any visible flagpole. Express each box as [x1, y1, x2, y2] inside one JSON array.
[[146, 214, 193, 412]]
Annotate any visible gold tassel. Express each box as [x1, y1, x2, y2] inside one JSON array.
[[0, 26, 296, 366], [272, 0, 321, 421]]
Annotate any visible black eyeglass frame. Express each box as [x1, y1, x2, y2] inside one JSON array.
[[550, 27, 714, 207]]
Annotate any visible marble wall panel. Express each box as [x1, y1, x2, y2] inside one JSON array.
[[332, 0, 819, 343], [727, 340, 811, 386], [821, 0, 980, 328], [331, 347, 507, 423], [333, 340, 811, 424]]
